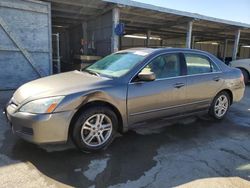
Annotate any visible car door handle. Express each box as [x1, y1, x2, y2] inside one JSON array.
[[174, 83, 185, 88], [213, 76, 220, 82]]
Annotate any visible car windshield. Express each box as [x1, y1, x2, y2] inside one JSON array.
[[83, 52, 147, 77]]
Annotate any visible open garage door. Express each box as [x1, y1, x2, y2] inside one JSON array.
[[0, 0, 52, 90]]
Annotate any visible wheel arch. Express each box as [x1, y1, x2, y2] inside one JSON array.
[[68, 100, 124, 139], [236, 67, 250, 79], [216, 89, 233, 105]]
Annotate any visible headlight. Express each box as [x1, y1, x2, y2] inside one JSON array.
[[19, 96, 64, 114]]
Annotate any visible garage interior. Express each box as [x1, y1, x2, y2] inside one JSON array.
[[46, 0, 116, 72], [44, 0, 250, 73]]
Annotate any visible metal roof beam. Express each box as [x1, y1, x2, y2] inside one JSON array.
[[52, 12, 88, 20], [124, 22, 247, 40], [121, 9, 175, 21], [121, 13, 193, 28], [104, 0, 250, 28], [45, 0, 105, 10], [52, 7, 99, 16], [124, 25, 250, 42]]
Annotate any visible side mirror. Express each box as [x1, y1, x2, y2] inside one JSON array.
[[138, 71, 156, 81]]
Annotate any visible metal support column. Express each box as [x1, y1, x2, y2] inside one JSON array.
[[119, 36, 122, 50], [232, 29, 241, 60], [192, 36, 196, 49], [146, 30, 151, 47], [223, 39, 228, 62], [186, 21, 193, 49], [160, 39, 164, 47], [111, 7, 120, 53], [52, 33, 61, 73], [82, 22, 88, 55], [217, 43, 221, 58]]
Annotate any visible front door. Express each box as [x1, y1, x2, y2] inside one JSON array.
[[127, 53, 187, 124]]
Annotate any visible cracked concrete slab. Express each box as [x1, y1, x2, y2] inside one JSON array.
[[109, 135, 250, 188]]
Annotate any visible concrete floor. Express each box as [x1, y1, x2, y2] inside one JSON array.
[[0, 85, 250, 188]]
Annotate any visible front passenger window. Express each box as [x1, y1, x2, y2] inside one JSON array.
[[141, 54, 181, 79]]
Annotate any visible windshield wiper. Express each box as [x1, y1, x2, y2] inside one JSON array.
[[83, 70, 100, 77]]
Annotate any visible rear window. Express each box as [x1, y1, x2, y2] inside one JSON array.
[[184, 54, 219, 75]]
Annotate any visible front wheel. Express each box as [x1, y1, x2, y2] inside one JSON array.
[[72, 106, 118, 152], [209, 92, 230, 120]]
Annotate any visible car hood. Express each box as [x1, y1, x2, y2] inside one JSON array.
[[13, 70, 112, 104]]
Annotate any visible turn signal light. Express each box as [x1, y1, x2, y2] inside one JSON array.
[[46, 103, 58, 113]]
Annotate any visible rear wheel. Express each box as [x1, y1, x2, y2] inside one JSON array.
[[72, 106, 118, 152], [240, 69, 249, 83], [209, 92, 230, 120]]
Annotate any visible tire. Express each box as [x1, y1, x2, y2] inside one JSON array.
[[71, 106, 118, 152], [240, 69, 249, 84], [209, 91, 230, 120]]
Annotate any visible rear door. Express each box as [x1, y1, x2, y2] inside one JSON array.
[[183, 53, 223, 112], [127, 53, 187, 124]]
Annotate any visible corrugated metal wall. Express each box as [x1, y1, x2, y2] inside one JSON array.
[[121, 37, 250, 58], [121, 37, 162, 49], [0, 0, 52, 90]]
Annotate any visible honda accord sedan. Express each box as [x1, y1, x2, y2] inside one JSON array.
[[5, 48, 245, 152]]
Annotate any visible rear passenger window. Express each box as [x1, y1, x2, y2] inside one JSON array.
[[184, 54, 217, 75]]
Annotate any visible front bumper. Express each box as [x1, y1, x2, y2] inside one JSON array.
[[5, 104, 76, 144]]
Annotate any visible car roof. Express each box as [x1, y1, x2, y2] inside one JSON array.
[[116, 48, 158, 54], [117, 47, 211, 56]]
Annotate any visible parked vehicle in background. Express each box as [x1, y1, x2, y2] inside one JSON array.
[[229, 59, 250, 83], [4, 48, 245, 152]]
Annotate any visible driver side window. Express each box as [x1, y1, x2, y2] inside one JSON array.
[[141, 53, 181, 79]]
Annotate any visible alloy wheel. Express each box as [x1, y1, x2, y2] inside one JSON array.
[[80, 114, 113, 147], [214, 95, 229, 118]]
